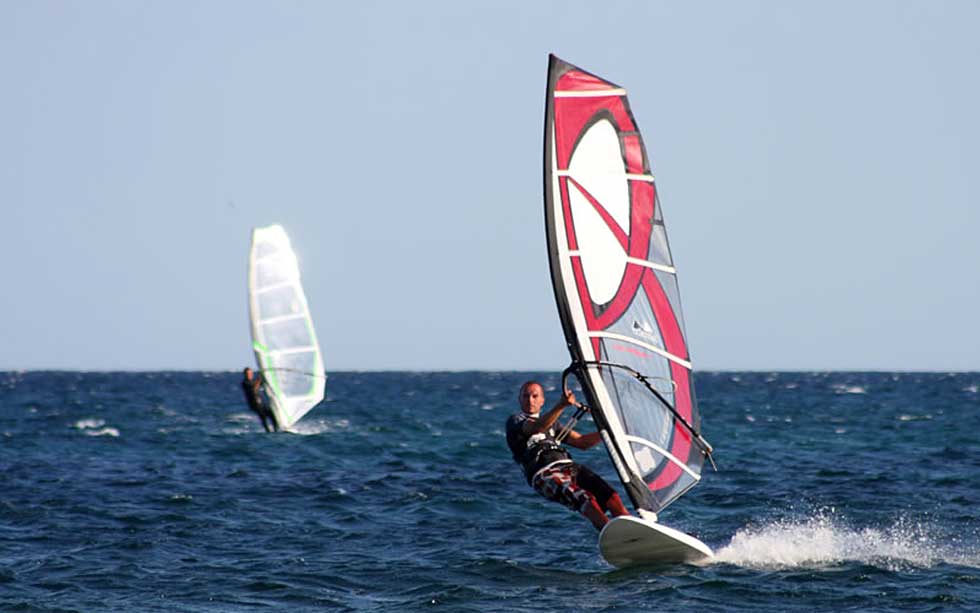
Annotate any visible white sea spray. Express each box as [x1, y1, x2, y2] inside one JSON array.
[[714, 512, 980, 571]]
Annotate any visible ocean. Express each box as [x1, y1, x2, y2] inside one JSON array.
[[1, 371, 979, 611]]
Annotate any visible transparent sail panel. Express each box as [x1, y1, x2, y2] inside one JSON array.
[[649, 223, 673, 268], [654, 270, 688, 344], [276, 351, 321, 396], [255, 256, 296, 287], [598, 370, 701, 511], [254, 241, 278, 258], [256, 285, 303, 320], [261, 318, 312, 352]]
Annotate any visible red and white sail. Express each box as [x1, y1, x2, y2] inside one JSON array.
[[543, 55, 708, 514]]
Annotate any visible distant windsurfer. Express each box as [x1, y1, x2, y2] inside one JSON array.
[[506, 381, 631, 530], [241, 367, 279, 433]]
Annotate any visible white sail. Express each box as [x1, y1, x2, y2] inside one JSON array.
[[247, 224, 326, 429]]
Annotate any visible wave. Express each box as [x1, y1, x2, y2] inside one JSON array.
[[713, 513, 980, 571], [74, 418, 105, 429], [74, 418, 119, 437], [831, 384, 867, 394], [84, 427, 120, 437], [897, 414, 932, 422], [287, 418, 350, 436], [225, 412, 348, 435]]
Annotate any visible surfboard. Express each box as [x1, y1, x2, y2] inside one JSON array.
[[599, 516, 713, 567], [543, 54, 717, 567]]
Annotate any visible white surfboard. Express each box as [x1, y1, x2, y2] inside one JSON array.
[[599, 516, 713, 567]]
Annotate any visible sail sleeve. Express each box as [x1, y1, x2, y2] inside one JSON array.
[[543, 55, 705, 514], [247, 224, 326, 429]]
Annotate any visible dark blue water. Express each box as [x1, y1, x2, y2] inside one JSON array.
[[2, 371, 979, 611]]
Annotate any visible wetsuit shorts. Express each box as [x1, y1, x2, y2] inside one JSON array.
[[531, 462, 616, 514]]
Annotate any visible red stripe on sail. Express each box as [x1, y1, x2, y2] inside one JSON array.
[[622, 134, 645, 175], [566, 177, 629, 250], [641, 268, 689, 363]]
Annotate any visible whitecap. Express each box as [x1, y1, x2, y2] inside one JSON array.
[[84, 427, 120, 437], [74, 418, 105, 429], [832, 384, 866, 394], [898, 414, 932, 422]]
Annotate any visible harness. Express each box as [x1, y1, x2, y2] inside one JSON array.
[[518, 440, 567, 467]]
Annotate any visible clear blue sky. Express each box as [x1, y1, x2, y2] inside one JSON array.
[[3, 1, 978, 371]]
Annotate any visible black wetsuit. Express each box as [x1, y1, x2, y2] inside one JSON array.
[[242, 376, 279, 433], [505, 412, 573, 483], [505, 411, 617, 511]]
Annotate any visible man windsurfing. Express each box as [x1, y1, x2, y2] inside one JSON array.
[[505, 380, 631, 530], [241, 367, 279, 433]]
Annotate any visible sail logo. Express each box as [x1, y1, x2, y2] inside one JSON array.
[[612, 343, 649, 359], [632, 320, 660, 344]]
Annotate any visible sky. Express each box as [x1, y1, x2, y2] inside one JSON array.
[[2, 1, 979, 371]]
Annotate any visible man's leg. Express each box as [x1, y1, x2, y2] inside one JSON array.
[[575, 465, 632, 518], [582, 498, 609, 530], [605, 493, 630, 517], [533, 465, 608, 530]]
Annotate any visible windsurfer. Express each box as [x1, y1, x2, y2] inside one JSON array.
[[241, 367, 279, 433], [505, 381, 631, 530]]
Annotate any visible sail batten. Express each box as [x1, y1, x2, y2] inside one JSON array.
[[623, 435, 701, 481], [554, 88, 627, 98], [585, 332, 692, 369], [255, 280, 297, 295], [567, 251, 677, 275], [544, 54, 706, 515], [555, 170, 655, 183], [247, 224, 326, 430], [265, 346, 319, 356]]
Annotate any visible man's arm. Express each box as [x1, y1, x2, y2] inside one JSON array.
[[563, 429, 602, 450]]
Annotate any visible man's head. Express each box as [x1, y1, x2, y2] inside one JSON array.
[[243, 367, 253, 379], [518, 381, 545, 415]]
